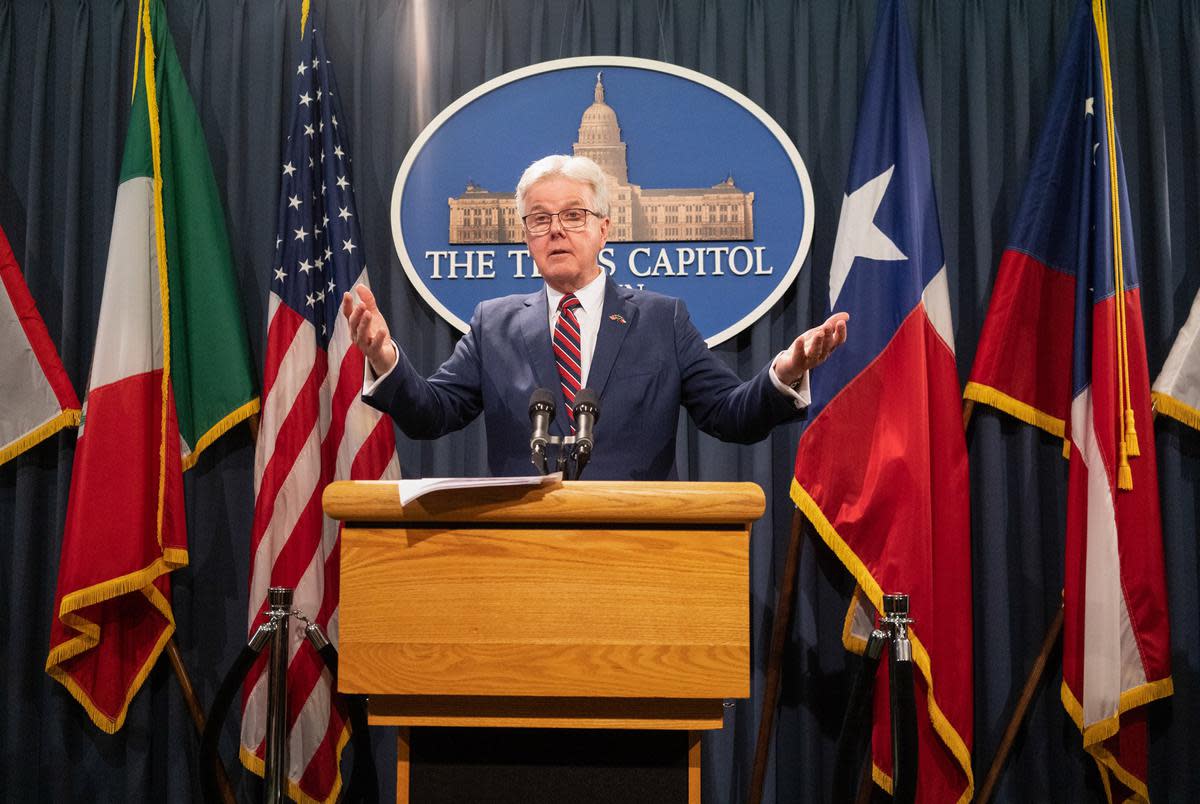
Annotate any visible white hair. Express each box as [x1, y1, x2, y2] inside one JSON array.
[[515, 154, 611, 218]]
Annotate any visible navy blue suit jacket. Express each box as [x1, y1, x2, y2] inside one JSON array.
[[365, 279, 805, 480]]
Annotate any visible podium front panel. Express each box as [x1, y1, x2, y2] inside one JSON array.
[[338, 523, 749, 700]]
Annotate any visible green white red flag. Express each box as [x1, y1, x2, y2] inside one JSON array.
[[45, 0, 258, 732], [0, 173, 80, 465]]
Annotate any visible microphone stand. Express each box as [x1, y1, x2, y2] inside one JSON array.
[[533, 434, 584, 479], [528, 389, 599, 480]]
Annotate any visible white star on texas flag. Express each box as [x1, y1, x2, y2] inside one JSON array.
[[828, 165, 908, 309]]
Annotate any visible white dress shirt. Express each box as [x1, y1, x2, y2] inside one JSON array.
[[545, 269, 607, 388]]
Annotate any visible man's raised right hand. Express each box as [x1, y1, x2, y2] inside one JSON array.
[[341, 284, 399, 376]]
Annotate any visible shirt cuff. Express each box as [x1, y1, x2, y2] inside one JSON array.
[[362, 340, 400, 396], [769, 352, 811, 408]]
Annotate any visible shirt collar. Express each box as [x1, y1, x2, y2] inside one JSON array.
[[546, 269, 607, 316]]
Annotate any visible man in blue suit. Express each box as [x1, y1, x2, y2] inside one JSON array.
[[341, 155, 848, 480]]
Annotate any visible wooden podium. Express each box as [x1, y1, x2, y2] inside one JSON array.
[[323, 480, 764, 803]]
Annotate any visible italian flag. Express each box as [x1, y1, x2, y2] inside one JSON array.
[[0, 175, 80, 465], [45, 0, 258, 732]]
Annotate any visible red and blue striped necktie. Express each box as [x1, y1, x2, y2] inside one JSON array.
[[553, 293, 583, 429]]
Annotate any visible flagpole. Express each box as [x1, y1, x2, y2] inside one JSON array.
[[164, 638, 237, 804], [963, 392, 1068, 804], [976, 605, 1064, 804], [748, 507, 805, 804]]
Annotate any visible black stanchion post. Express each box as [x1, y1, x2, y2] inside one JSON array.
[[882, 594, 917, 804], [829, 592, 921, 804], [202, 590, 380, 803], [264, 587, 294, 804]]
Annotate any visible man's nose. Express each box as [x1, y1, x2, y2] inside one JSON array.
[[548, 214, 567, 234]]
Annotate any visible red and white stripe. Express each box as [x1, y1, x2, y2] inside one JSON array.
[[1059, 293, 1169, 796], [241, 270, 398, 802]]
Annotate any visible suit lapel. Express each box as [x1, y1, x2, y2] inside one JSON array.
[[588, 280, 636, 400], [520, 289, 559, 398]]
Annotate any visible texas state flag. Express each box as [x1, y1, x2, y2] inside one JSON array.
[[791, 0, 973, 800], [965, 2, 1171, 799]]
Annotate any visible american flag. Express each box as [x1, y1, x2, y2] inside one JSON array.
[[240, 12, 400, 802]]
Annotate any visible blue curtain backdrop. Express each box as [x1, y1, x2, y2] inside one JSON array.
[[1, 1, 1197, 801]]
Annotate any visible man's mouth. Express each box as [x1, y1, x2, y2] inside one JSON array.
[[548, 248, 572, 257]]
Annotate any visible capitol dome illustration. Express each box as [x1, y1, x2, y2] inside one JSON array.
[[448, 72, 755, 245]]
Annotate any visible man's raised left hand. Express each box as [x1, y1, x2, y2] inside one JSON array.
[[773, 311, 851, 386]]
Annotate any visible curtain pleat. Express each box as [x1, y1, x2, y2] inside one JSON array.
[[2, 1, 1198, 801]]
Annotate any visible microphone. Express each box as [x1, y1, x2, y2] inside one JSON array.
[[528, 388, 556, 474], [571, 388, 600, 478]]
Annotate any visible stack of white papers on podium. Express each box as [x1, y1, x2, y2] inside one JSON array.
[[398, 472, 563, 505]]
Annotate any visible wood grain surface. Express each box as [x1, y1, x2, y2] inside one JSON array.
[[368, 696, 725, 730], [339, 525, 750, 698], [324, 479, 765, 524]]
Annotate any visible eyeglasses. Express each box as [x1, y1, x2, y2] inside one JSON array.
[[521, 208, 601, 235]]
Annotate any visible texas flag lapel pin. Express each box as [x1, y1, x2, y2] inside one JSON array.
[[608, 313, 627, 324]]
